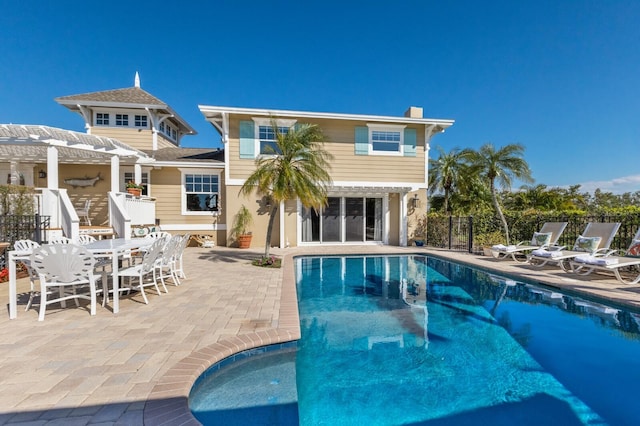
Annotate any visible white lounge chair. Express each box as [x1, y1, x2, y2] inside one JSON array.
[[527, 222, 621, 270], [490, 222, 568, 262], [567, 227, 640, 284]]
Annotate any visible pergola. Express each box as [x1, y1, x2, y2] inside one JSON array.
[[0, 124, 153, 189]]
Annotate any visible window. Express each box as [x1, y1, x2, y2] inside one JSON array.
[[123, 172, 149, 196], [184, 172, 220, 213], [134, 115, 148, 128], [371, 130, 401, 152], [159, 122, 165, 132], [96, 113, 109, 126], [116, 114, 129, 126], [258, 125, 289, 155]]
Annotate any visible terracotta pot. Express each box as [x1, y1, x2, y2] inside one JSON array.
[[237, 234, 252, 249], [127, 188, 142, 196]]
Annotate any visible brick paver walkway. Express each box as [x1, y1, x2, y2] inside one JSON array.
[[0, 245, 639, 425]]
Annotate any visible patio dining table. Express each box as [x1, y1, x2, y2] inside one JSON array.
[[7, 238, 153, 319]]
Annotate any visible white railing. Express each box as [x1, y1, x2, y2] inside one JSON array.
[[109, 192, 156, 239], [40, 188, 79, 240], [124, 194, 156, 225]]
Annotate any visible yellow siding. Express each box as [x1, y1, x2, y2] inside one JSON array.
[[226, 116, 426, 183], [90, 127, 153, 151], [59, 164, 111, 225]]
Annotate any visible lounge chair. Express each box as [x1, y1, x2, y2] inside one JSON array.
[[527, 222, 621, 271], [490, 222, 568, 262], [567, 227, 640, 284]]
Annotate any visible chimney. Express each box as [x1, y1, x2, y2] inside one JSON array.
[[404, 106, 423, 118]]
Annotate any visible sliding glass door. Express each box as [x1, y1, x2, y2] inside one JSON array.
[[301, 196, 383, 244]]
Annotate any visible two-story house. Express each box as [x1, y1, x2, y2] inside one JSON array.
[[199, 105, 454, 248]]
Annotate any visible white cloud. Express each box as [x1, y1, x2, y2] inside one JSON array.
[[575, 174, 640, 194]]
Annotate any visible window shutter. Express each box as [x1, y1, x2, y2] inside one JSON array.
[[403, 128, 417, 157], [355, 126, 369, 155], [239, 121, 255, 159]]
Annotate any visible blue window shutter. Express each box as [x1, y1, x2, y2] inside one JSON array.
[[355, 126, 369, 155], [404, 128, 417, 157], [239, 121, 255, 159]]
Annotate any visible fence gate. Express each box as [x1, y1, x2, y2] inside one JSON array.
[[425, 216, 473, 252]]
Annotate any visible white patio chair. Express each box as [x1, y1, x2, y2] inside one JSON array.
[[14, 239, 41, 311], [155, 235, 183, 290], [49, 236, 74, 244], [76, 199, 91, 226], [76, 234, 97, 245], [116, 238, 165, 304], [173, 233, 190, 280], [29, 244, 99, 321]]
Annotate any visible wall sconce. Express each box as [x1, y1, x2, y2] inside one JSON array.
[[411, 194, 420, 208], [38, 170, 47, 179]]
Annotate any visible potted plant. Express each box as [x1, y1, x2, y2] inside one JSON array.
[[126, 181, 144, 196], [232, 205, 253, 249]]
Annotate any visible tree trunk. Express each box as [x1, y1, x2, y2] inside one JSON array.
[[263, 204, 279, 258], [490, 182, 510, 244]]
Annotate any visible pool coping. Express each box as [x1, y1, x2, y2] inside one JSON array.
[[143, 247, 640, 425]]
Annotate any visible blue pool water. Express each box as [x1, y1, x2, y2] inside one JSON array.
[[190, 255, 640, 425]]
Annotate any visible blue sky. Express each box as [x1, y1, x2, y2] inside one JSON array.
[[2, 0, 639, 194]]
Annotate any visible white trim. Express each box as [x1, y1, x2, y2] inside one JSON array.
[[399, 192, 407, 246], [252, 118, 297, 157], [226, 178, 425, 191], [366, 123, 406, 156], [178, 168, 222, 216], [200, 105, 455, 128], [157, 223, 227, 231]]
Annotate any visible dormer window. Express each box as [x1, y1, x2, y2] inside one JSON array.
[[134, 115, 148, 128], [116, 114, 129, 126], [96, 113, 109, 126]]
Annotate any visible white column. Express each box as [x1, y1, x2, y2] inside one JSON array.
[[110, 156, 120, 192], [400, 192, 408, 246], [134, 163, 142, 184], [47, 146, 58, 189], [383, 194, 389, 245]]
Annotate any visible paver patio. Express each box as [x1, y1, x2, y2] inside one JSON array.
[[1, 245, 639, 425]]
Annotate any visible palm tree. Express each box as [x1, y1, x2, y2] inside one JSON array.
[[428, 146, 472, 214], [240, 122, 333, 257], [467, 143, 533, 244]]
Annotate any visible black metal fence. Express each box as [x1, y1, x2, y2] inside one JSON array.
[[0, 214, 50, 269], [426, 214, 640, 254]]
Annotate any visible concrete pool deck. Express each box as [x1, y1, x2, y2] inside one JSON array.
[[1, 245, 640, 425]]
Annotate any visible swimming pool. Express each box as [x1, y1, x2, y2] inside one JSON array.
[[190, 255, 640, 425]]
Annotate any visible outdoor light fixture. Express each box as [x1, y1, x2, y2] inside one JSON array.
[[412, 194, 420, 208], [38, 170, 47, 179]]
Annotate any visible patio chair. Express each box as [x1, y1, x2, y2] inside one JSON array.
[[76, 199, 91, 226], [567, 227, 640, 284], [173, 233, 190, 279], [527, 222, 621, 271], [29, 243, 100, 321], [49, 236, 74, 244], [76, 234, 97, 245], [14, 239, 41, 311], [155, 235, 183, 290], [490, 222, 568, 262], [116, 238, 165, 304]]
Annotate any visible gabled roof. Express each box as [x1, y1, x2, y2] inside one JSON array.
[[56, 86, 196, 136], [143, 147, 224, 166], [0, 124, 150, 164]]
